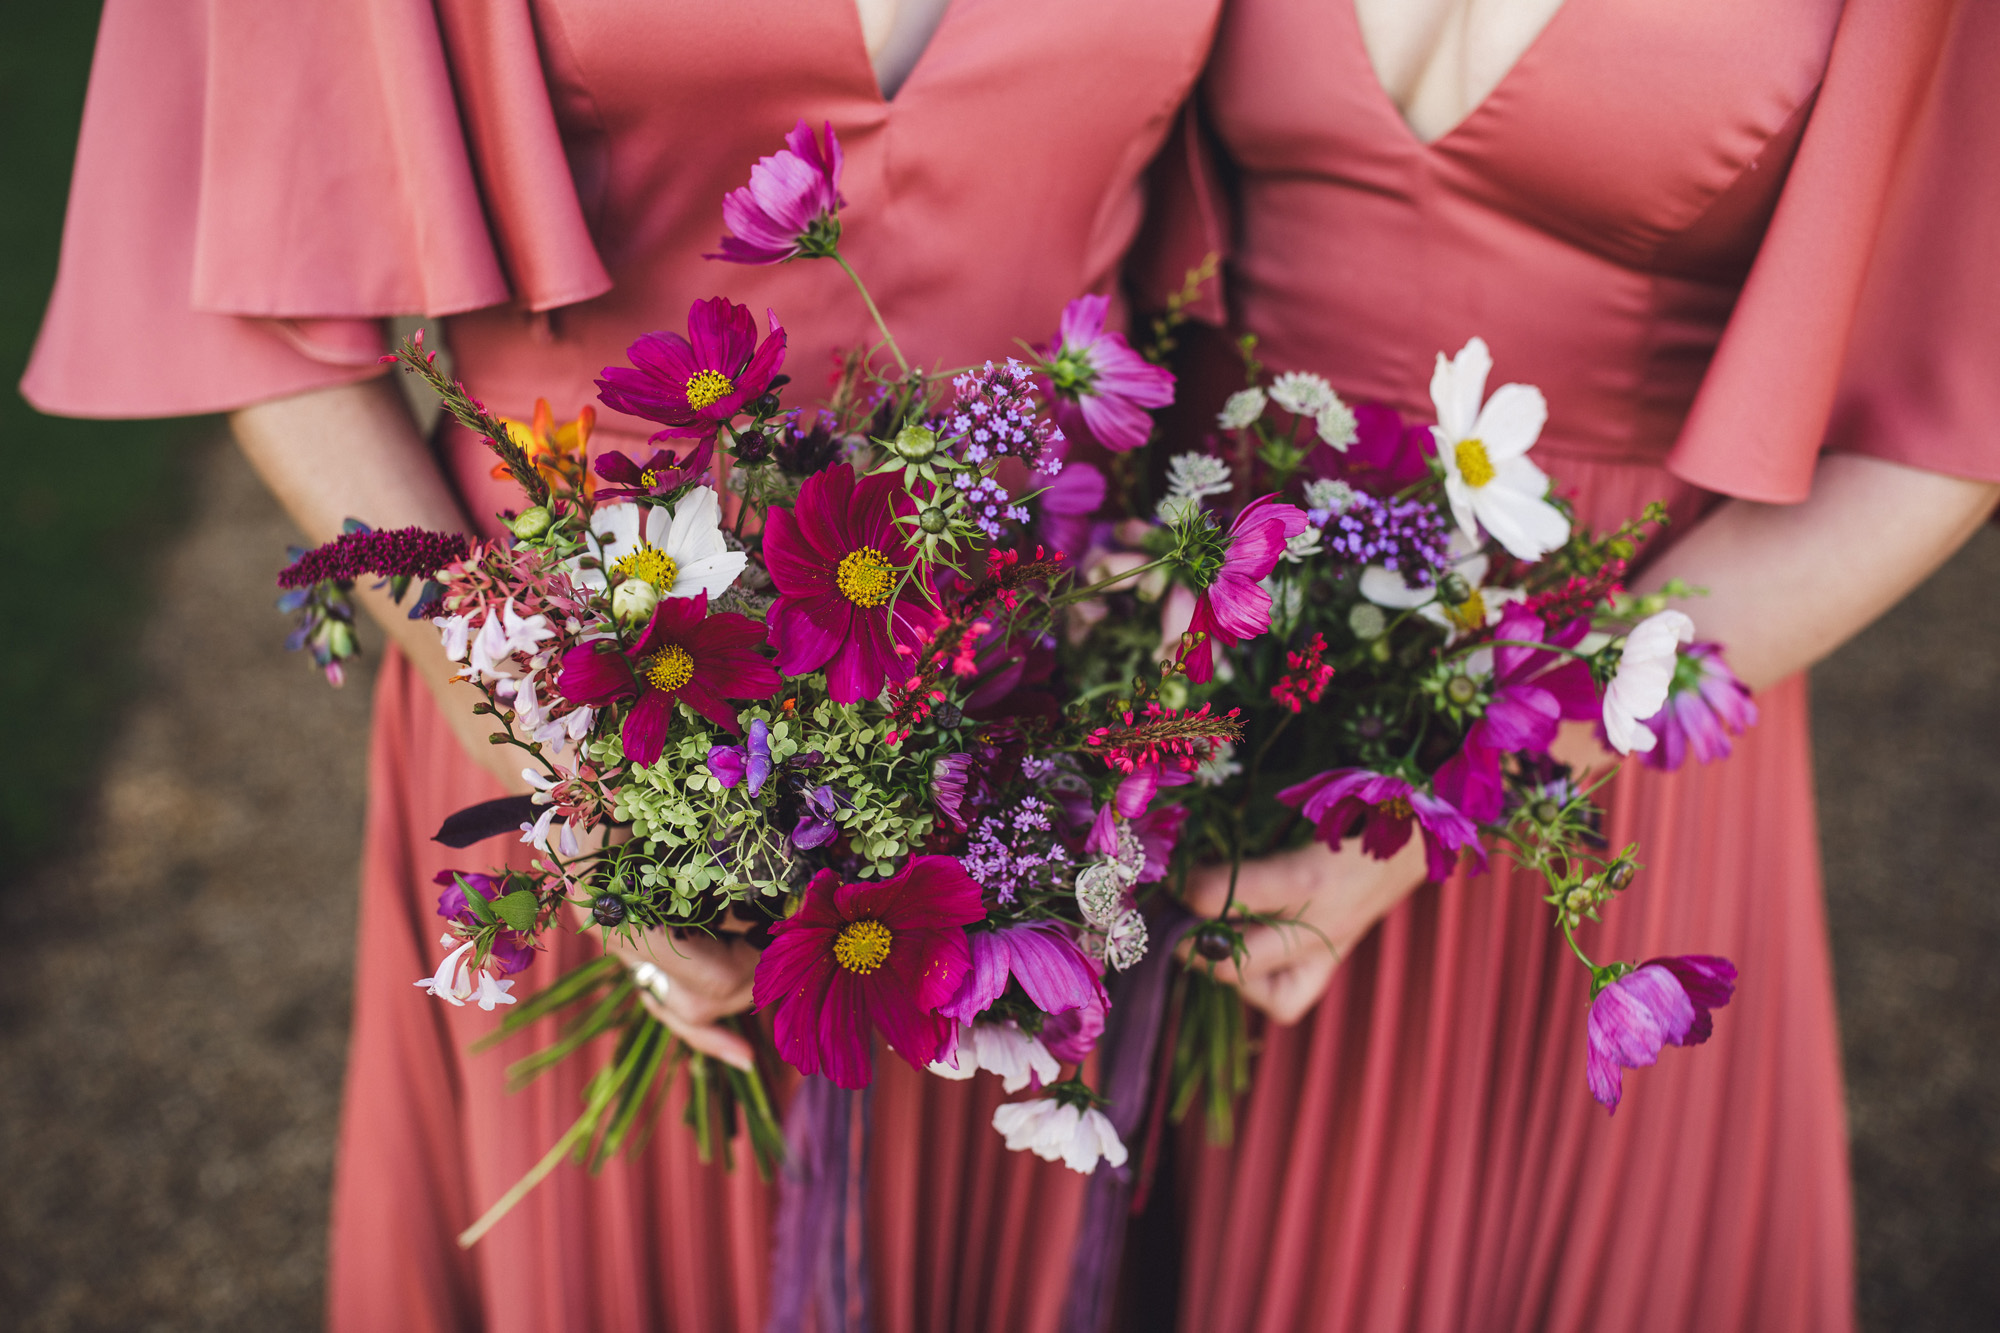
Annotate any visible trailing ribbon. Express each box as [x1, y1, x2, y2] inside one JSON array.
[[768, 1075, 874, 1332]]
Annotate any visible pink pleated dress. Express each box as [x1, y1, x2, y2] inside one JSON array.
[[1135, 1, 2000, 1330], [23, 2, 1224, 1329]]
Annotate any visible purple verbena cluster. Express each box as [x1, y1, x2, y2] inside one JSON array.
[[1318, 493, 1452, 582], [952, 472, 1032, 540], [959, 796, 1072, 905], [948, 360, 1064, 471], [278, 525, 471, 589]]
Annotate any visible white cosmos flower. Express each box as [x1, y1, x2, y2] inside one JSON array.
[[928, 1021, 1061, 1093], [1603, 610, 1695, 754], [1430, 337, 1570, 562], [1216, 387, 1267, 430], [578, 488, 746, 600], [414, 937, 517, 1011], [1357, 531, 1524, 640], [992, 1098, 1128, 1173]]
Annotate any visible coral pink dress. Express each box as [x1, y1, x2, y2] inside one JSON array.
[[23, 2, 1222, 1329], [1130, 1, 2000, 1329]]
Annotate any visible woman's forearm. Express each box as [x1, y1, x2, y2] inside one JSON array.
[[1637, 453, 1999, 692], [231, 377, 527, 790]]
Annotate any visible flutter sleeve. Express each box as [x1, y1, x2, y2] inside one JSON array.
[[19, 0, 611, 420], [1668, 0, 2000, 501]]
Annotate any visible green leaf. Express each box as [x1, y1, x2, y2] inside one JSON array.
[[456, 874, 497, 925], [493, 890, 541, 933]]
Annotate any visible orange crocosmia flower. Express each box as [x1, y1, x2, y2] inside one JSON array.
[[495, 399, 595, 493]]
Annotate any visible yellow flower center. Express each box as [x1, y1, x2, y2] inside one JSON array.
[[642, 644, 695, 693], [1381, 796, 1414, 821], [836, 547, 895, 608], [640, 467, 659, 488], [613, 546, 679, 591], [685, 369, 735, 413], [1455, 438, 1496, 489], [833, 919, 893, 974], [1443, 589, 1487, 632]]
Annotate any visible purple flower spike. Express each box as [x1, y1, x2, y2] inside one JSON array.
[[710, 119, 845, 265], [1041, 295, 1174, 453], [1586, 955, 1737, 1112]]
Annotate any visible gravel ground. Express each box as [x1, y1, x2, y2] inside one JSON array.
[[0, 437, 1994, 1331]]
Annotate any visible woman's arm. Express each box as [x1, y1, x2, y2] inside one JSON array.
[[1193, 453, 2000, 1021]]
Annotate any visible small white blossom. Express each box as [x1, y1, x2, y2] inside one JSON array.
[[414, 937, 517, 1011], [468, 598, 554, 682], [1603, 611, 1694, 754], [992, 1098, 1128, 1174], [929, 1022, 1061, 1093], [1083, 909, 1149, 972], [1281, 527, 1323, 564], [1216, 387, 1268, 430], [1156, 453, 1235, 526], [1303, 478, 1360, 522], [1315, 399, 1359, 450], [1194, 741, 1242, 786], [1269, 371, 1337, 417], [436, 614, 473, 662]]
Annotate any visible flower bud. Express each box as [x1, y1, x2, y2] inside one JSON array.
[[1444, 674, 1479, 707], [326, 621, 356, 659], [611, 578, 660, 626], [1606, 861, 1637, 892], [1192, 922, 1236, 962], [509, 506, 553, 540], [891, 424, 939, 462], [1436, 571, 1474, 605], [592, 895, 628, 927], [1348, 603, 1386, 641], [1530, 799, 1562, 826], [918, 506, 949, 535]]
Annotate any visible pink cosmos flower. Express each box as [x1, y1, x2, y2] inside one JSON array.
[[595, 299, 787, 441], [761, 464, 945, 703], [710, 119, 845, 265], [1433, 608, 1600, 822], [1587, 954, 1737, 1112], [555, 592, 780, 765], [753, 857, 986, 1089], [937, 922, 1108, 1026], [1634, 643, 1758, 772], [1181, 494, 1309, 683], [1041, 294, 1175, 453], [1278, 768, 1485, 882]]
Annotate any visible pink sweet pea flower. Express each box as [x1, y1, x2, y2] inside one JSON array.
[[555, 593, 780, 765], [595, 299, 787, 441], [1633, 643, 1758, 772], [761, 464, 945, 704], [1586, 954, 1736, 1112], [1180, 494, 1309, 683], [709, 119, 845, 264], [1041, 294, 1175, 453], [753, 857, 986, 1089], [1277, 768, 1485, 882]]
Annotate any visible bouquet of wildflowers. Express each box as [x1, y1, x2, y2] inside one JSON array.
[[278, 121, 1756, 1250]]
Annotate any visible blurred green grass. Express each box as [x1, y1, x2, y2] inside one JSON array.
[[3, 3, 205, 873]]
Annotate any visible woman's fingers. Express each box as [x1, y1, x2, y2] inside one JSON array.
[[633, 987, 756, 1070], [595, 924, 761, 1071], [1237, 950, 1341, 1025]]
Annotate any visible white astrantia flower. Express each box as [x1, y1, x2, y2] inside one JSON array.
[[1603, 610, 1695, 754], [1281, 527, 1323, 564], [992, 1098, 1129, 1174], [1156, 453, 1234, 525], [928, 1022, 1061, 1093], [415, 937, 518, 1011], [578, 488, 746, 601], [1357, 531, 1523, 640], [1430, 337, 1570, 562], [1269, 371, 1337, 417], [1193, 740, 1242, 787], [1216, 387, 1268, 430], [1303, 477, 1360, 524], [1316, 399, 1359, 451]]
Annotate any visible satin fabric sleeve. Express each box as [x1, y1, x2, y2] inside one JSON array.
[[1669, 0, 2000, 501], [19, 0, 611, 420]]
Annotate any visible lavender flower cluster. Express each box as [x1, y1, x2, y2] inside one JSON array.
[[948, 360, 1064, 471], [952, 472, 1032, 540], [959, 796, 1073, 905], [1317, 492, 1452, 583], [276, 524, 471, 589]]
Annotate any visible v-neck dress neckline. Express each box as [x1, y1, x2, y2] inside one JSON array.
[[844, 0, 963, 105], [1342, 0, 1581, 152]]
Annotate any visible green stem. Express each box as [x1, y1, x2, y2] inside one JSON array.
[[1560, 916, 1598, 973], [1050, 555, 1174, 608], [833, 252, 910, 376], [457, 1079, 615, 1248]]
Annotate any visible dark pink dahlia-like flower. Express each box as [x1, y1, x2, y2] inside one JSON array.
[[1181, 494, 1309, 683], [1586, 954, 1737, 1112], [1634, 642, 1758, 772], [753, 857, 986, 1089], [595, 299, 787, 441], [1041, 294, 1175, 453], [555, 593, 780, 764], [591, 438, 716, 503], [1278, 767, 1485, 883], [762, 464, 945, 704], [710, 119, 846, 265]]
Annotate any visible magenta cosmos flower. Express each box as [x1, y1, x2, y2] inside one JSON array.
[[1278, 768, 1485, 883], [591, 438, 716, 503], [1586, 954, 1737, 1112], [1041, 294, 1175, 453], [710, 119, 845, 264], [938, 922, 1107, 1026], [753, 856, 986, 1089], [762, 464, 944, 703], [1181, 494, 1309, 683], [1634, 642, 1758, 772], [595, 299, 787, 440], [556, 593, 780, 765], [1434, 607, 1600, 822]]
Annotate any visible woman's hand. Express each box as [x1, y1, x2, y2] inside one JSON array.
[[1181, 833, 1429, 1024], [580, 907, 762, 1070]]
